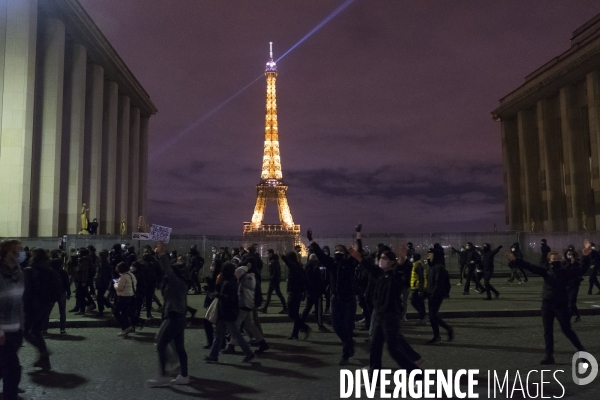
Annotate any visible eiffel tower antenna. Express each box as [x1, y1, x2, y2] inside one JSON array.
[[243, 43, 300, 242]]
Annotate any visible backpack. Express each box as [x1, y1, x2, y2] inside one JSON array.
[[437, 266, 451, 298], [32, 265, 62, 303]]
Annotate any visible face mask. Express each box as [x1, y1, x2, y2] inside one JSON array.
[[378, 259, 389, 269], [410, 257, 414, 263], [567, 255, 572, 259], [460, 247, 465, 252], [550, 261, 561, 269], [212, 249, 216, 253], [18, 251, 26, 264], [334, 252, 344, 261], [511, 247, 516, 252]]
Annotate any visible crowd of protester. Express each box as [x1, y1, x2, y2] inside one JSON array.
[[0, 227, 597, 396]]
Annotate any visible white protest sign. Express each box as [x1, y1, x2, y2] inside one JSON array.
[[149, 224, 172, 243], [132, 232, 151, 240]]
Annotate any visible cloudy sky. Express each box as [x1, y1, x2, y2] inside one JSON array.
[[79, 0, 600, 235]]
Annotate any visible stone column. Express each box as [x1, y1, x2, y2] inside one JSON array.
[[61, 44, 87, 234], [117, 95, 130, 234], [139, 116, 149, 223], [587, 71, 600, 229], [0, 1, 7, 140], [128, 107, 140, 233], [537, 96, 567, 231], [0, 0, 37, 237], [101, 81, 118, 234], [84, 64, 104, 225], [517, 108, 542, 232], [501, 118, 523, 231], [35, 18, 65, 236], [560, 84, 594, 231]]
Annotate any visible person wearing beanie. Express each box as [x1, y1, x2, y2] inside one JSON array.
[[540, 239, 551, 267], [508, 251, 585, 365], [480, 243, 502, 300], [426, 248, 453, 344], [349, 245, 423, 383], [308, 228, 358, 366], [463, 242, 484, 295], [280, 250, 310, 341], [261, 249, 288, 314], [450, 245, 468, 286]]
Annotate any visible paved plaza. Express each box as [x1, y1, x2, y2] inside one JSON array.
[[46, 277, 600, 328], [9, 316, 600, 400], [10, 277, 600, 400]]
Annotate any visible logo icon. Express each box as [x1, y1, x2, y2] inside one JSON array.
[[572, 351, 598, 385]]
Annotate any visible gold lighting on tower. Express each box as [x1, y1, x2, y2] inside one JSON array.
[[243, 43, 300, 242]]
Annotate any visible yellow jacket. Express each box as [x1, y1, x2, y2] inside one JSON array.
[[410, 261, 427, 290]]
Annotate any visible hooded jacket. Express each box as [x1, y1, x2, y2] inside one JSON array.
[[358, 258, 404, 315], [515, 259, 581, 306], [310, 242, 357, 300], [481, 246, 502, 273], [267, 254, 282, 282], [281, 251, 306, 294], [157, 253, 187, 317], [235, 265, 256, 309], [216, 277, 239, 322]]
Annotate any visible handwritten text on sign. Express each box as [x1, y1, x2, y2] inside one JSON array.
[[150, 224, 172, 243]]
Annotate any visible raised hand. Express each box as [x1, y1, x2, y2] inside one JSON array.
[[307, 228, 313, 242], [348, 247, 362, 261], [355, 223, 362, 233]]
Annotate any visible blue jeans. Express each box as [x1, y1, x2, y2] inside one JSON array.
[[331, 295, 356, 358]]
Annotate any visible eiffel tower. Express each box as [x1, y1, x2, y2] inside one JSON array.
[[243, 43, 300, 242]]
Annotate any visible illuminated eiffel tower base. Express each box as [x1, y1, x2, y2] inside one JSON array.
[[243, 43, 300, 245]]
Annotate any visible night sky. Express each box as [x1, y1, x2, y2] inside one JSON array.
[[79, 0, 600, 235]]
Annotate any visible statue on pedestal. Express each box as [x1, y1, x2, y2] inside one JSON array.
[[120, 218, 127, 236], [79, 203, 89, 234]]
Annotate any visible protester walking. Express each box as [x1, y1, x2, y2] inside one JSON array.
[[146, 241, 190, 387], [113, 262, 138, 337], [508, 251, 585, 364], [349, 245, 423, 382], [426, 248, 453, 344], [309, 229, 357, 366], [0, 240, 26, 400], [204, 262, 256, 364], [261, 249, 288, 314]]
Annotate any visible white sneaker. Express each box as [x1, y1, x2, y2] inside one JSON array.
[[171, 374, 190, 385], [145, 376, 172, 388]]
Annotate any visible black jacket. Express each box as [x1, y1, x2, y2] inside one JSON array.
[[216, 278, 239, 322], [451, 248, 467, 267], [311, 242, 357, 300], [426, 263, 447, 300], [540, 244, 551, 265], [481, 246, 502, 273], [305, 260, 325, 295], [516, 259, 581, 306], [358, 258, 403, 315], [465, 248, 482, 267], [281, 252, 306, 294], [96, 257, 113, 289], [267, 255, 282, 282]]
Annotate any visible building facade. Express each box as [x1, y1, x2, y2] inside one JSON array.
[[0, 0, 156, 237], [492, 13, 600, 233]]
